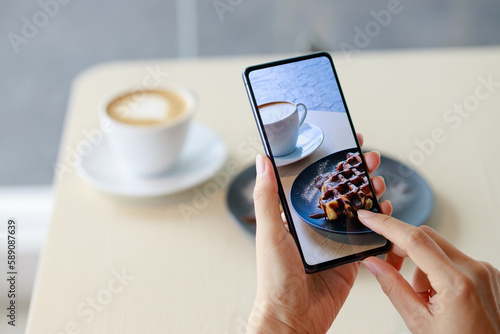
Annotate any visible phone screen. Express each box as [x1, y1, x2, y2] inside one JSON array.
[[243, 53, 390, 271]]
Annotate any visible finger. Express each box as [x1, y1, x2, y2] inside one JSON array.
[[380, 198, 403, 271], [418, 225, 470, 263], [362, 256, 429, 323], [377, 200, 401, 269], [385, 251, 405, 271], [358, 211, 459, 286], [412, 267, 432, 303], [371, 176, 386, 199], [357, 133, 364, 147], [364, 151, 381, 175], [253, 155, 288, 241], [387, 226, 470, 265], [379, 200, 392, 216]]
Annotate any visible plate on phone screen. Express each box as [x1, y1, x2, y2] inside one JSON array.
[[290, 148, 374, 234], [226, 153, 434, 235]]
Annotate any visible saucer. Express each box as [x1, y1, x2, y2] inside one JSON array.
[[274, 123, 324, 167], [76, 122, 227, 197]]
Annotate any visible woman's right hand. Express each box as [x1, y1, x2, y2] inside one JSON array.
[[358, 210, 500, 334]]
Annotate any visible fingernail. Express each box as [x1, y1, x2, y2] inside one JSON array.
[[256, 154, 266, 176], [357, 210, 375, 218], [362, 260, 376, 275], [371, 150, 381, 158]]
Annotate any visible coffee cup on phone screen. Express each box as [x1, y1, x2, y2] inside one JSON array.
[[258, 101, 307, 157], [99, 87, 196, 176]]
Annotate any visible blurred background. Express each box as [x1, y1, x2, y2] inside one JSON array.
[[1, 0, 500, 332], [3, 0, 500, 185]]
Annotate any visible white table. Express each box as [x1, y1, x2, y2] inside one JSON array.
[[27, 47, 500, 333]]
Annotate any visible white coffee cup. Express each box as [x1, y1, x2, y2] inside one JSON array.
[[99, 87, 196, 176], [259, 101, 307, 157]]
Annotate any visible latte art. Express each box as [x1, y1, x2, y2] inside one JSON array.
[[107, 90, 188, 126], [259, 102, 296, 125]]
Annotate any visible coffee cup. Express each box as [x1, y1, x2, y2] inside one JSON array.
[[99, 87, 196, 176], [258, 101, 307, 157]]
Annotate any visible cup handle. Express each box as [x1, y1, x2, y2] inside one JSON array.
[[296, 103, 307, 126]]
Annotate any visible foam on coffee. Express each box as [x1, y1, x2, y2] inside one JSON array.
[[107, 90, 188, 126], [259, 102, 295, 125]]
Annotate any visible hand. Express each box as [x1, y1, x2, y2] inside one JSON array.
[[247, 134, 392, 334], [358, 211, 500, 334]]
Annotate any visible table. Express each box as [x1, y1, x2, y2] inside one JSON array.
[[27, 47, 500, 333]]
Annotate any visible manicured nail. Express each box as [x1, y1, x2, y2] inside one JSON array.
[[357, 210, 375, 218], [256, 154, 265, 176], [361, 260, 377, 275]]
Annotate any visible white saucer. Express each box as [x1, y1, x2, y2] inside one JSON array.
[[76, 122, 228, 197], [274, 123, 324, 167]]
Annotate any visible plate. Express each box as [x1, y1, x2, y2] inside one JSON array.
[[226, 152, 434, 236], [76, 122, 227, 197], [372, 153, 434, 228], [290, 148, 373, 234], [274, 123, 324, 167], [226, 164, 257, 236]]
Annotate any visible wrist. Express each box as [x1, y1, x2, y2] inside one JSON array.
[[245, 299, 300, 334]]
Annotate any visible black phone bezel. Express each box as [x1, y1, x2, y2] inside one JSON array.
[[242, 52, 391, 273]]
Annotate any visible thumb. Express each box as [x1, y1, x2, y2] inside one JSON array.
[[253, 154, 288, 241], [362, 256, 429, 328]]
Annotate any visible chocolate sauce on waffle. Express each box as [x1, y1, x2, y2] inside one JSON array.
[[314, 152, 374, 220]]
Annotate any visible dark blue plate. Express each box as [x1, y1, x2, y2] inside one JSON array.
[[226, 164, 257, 236], [226, 153, 434, 236], [372, 153, 434, 228]]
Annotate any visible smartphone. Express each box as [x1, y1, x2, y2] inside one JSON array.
[[243, 52, 391, 273]]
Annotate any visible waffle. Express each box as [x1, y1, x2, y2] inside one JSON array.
[[316, 152, 374, 220]]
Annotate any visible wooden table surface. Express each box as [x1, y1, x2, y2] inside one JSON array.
[[27, 47, 500, 333]]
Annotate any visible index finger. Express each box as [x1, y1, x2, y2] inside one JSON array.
[[358, 210, 459, 287]]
